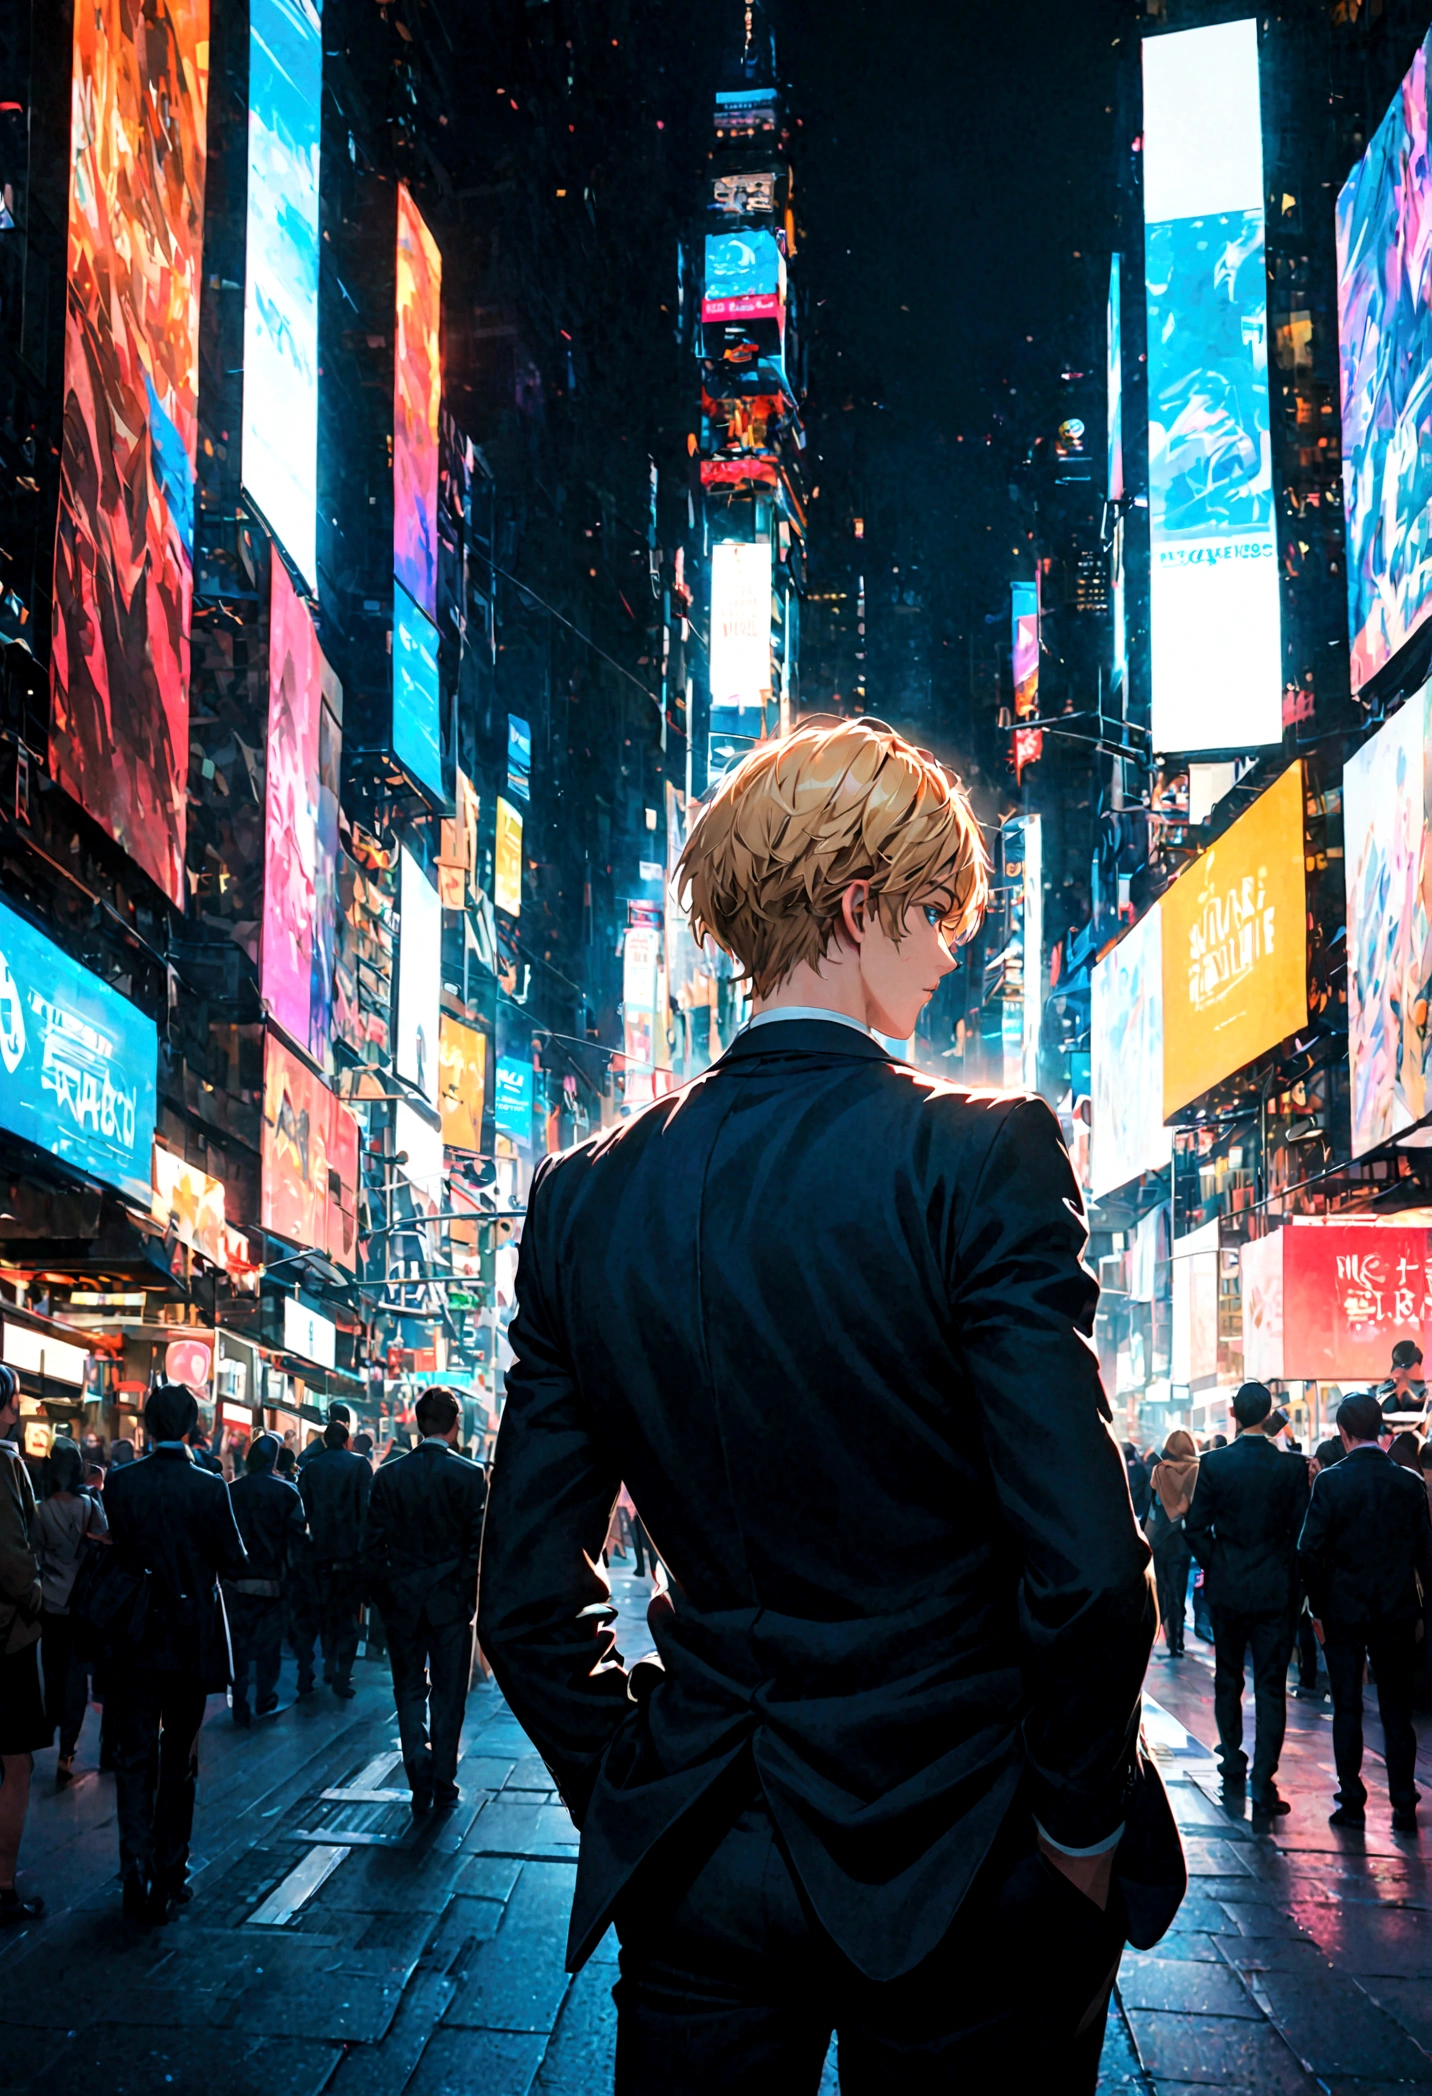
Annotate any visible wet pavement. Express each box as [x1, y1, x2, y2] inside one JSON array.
[[3, 1572, 1430, 2094]]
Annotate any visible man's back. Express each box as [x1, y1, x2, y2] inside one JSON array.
[[299, 1446, 371, 1561], [479, 1019, 1153, 1978], [1184, 1435, 1309, 1615], [1299, 1446, 1432, 1627], [229, 1471, 305, 1584], [104, 1448, 246, 1684], [364, 1440, 487, 1625]]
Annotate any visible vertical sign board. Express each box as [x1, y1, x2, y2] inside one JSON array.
[[709, 541, 773, 708], [394, 183, 442, 620], [52, 0, 210, 905], [495, 1057, 533, 1150], [494, 799, 523, 917], [438, 1013, 486, 1151], [1142, 20, 1281, 753], [1090, 904, 1173, 1202], [623, 925, 660, 1109], [1107, 254, 1127, 702], [1021, 815, 1043, 1093], [395, 848, 441, 1109], [393, 580, 444, 799], [243, 0, 322, 589], [1011, 581, 1039, 718]]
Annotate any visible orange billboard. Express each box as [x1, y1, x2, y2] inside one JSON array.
[[1161, 761, 1307, 1118]]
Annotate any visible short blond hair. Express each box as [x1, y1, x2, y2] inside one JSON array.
[[677, 718, 989, 997]]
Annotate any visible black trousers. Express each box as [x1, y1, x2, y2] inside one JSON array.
[[385, 1608, 473, 1790], [316, 1561, 362, 1688], [227, 1593, 283, 1713], [110, 1666, 208, 1891], [286, 1570, 321, 1690], [1152, 1536, 1190, 1651], [1324, 1622, 1420, 1810], [613, 1798, 1120, 2094], [632, 1520, 659, 1579], [1211, 1607, 1294, 1789], [39, 1608, 91, 1757]]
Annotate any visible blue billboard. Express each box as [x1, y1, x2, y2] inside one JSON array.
[[242, 0, 322, 590], [393, 579, 443, 798], [495, 1056, 533, 1149], [507, 714, 531, 801], [0, 892, 157, 1204]]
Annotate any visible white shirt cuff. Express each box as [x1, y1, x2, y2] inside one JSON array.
[[1034, 1818, 1125, 1858]]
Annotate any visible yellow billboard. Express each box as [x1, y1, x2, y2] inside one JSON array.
[[1161, 760, 1306, 1118], [439, 1013, 486, 1151], [495, 795, 523, 916]]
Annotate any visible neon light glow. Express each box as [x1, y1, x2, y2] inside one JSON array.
[[393, 580, 443, 798], [394, 183, 442, 619]]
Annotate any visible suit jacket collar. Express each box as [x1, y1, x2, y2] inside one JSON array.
[[722, 1018, 892, 1065]]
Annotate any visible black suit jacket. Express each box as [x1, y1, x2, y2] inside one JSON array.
[[478, 1019, 1156, 1981], [103, 1447, 247, 1689], [299, 1446, 372, 1565], [363, 1438, 487, 1629], [1298, 1445, 1432, 1629], [228, 1471, 307, 1586], [1184, 1434, 1310, 1616]]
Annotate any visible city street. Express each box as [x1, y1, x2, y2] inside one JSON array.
[[3, 1566, 1432, 2096]]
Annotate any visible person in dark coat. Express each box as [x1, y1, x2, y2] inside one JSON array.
[[186, 1425, 224, 1477], [1146, 1431, 1198, 1657], [478, 720, 1166, 2090], [298, 1418, 371, 1698], [1185, 1382, 1311, 1814], [362, 1387, 487, 1812], [225, 1434, 307, 1725], [101, 1383, 246, 1921], [299, 1405, 352, 1469], [1299, 1390, 1432, 1831]]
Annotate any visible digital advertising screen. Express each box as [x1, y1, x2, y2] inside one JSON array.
[[439, 1013, 486, 1151], [1107, 253, 1127, 701], [242, 0, 321, 589], [263, 550, 341, 1065], [1337, 30, 1432, 693], [394, 181, 442, 620], [495, 1055, 533, 1149], [51, 0, 210, 906], [709, 540, 773, 709], [393, 580, 443, 799], [507, 715, 531, 801], [1161, 759, 1307, 1117], [394, 1098, 444, 1216], [1142, 19, 1281, 754], [1243, 1222, 1432, 1382], [396, 848, 441, 1108], [1090, 902, 1172, 1201], [1344, 680, 1432, 1155], [702, 230, 785, 324], [0, 891, 158, 1205], [152, 1144, 227, 1267], [260, 1029, 355, 1256], [495, 798, 523, 917], [1011, 580, 1039, 718]]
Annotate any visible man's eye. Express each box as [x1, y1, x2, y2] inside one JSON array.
[[924, 906, 945, 927]]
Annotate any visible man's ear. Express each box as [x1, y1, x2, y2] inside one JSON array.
[[841, 880, 870, 945]]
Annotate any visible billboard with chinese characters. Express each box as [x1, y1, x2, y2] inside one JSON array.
[[439, 1013, 486, 1151], [0, 891, 157, 1205], [242, 0, 322, 588], [1142, 19, 1281, 753], [1241, 1223, 1432, 1380], [263, 550, 341, 1064], [709, 540, 772, 709], [1344, 681, 1432, 1156], [1090, 903, 1172, 1200], [495, 798, 523, 917], [51, 0, 210, 905], [495, 1055, 533, 1148], [396, 848, 441, 1108], [260, 1029, 356, 1257], [1337, 31, 1432, 692], [623, 925, 660, 1109], [394, 182, 441, 620], [1161, 761, 1307, 1116], [393, 580, 443, 799], [151, 1145, 227, 1267], [1012, 580, 1039, 719]]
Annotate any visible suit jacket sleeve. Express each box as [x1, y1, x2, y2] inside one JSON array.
[[206, 1477, 248, 1581], [1184, 1464, 1217, 1571], [952, 1097, 1156, 1850], [1297, 1472, 1332, 1621], [477, 1159, 629, 1819]]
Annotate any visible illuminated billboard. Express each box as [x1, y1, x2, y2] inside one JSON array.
[[396, 848, 441, 1108], [263, 551, 341, 1064], [395, 182, 442, 620], [393, 581, 443, 799], [1091, 903, 1172, 1200], [51, 0, 210, 905], [1337, 31, 1432, 692], [495, 1055, 533, 1149], [1344, 681, 1432, 1154], [152, 1145, 227, 1267], [260, 1030, 355, 1255], [1107, 254, 1127, 700], [0, 891, 157, 1205], [1241, 1222, 1432, 1381], [495, 798, 523, 917], [1161, 760, 1307, 1117], [507, 715, 531, 801], [439, 1013, 486, 1151], [702, 230, 785, 325], [709, 540, 773, 709], [242, 0, 322, 589], [1142, 19, 1281, 753], [1012, 580, 1039, 718]]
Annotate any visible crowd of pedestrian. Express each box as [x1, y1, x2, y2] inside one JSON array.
[[0, 1373, 490, 1927]]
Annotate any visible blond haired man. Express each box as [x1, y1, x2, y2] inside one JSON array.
[[479, 719, 1162, 2090]]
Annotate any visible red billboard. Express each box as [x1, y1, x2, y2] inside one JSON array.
[[1250, 1222, 1432, 1383], [260, 1032, 357, 1263]]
